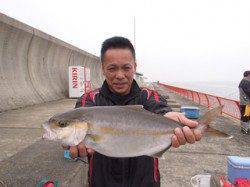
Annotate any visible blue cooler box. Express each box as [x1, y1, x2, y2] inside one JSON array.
[[227, 156, 250, 184], [180, 106, 200, 119]]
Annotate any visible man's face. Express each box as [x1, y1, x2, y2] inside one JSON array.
[[102, 48, 136, 95]]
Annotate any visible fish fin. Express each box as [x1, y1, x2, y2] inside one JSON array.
[[196, 106, 223, 134], [150, 150, 165, 158], [206, 127, 231, 138], [124, 105, 144, 110], [149, 144, 171, 158], [198, 106, 223, 126], [86, 134, 103, 142]]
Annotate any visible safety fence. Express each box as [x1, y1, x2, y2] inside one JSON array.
[[158, 83, 241, 120]]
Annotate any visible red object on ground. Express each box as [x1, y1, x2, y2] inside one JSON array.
[[235, 178, 250, 187], [221, 177, 250, 187], [43, 182, 55, 187]]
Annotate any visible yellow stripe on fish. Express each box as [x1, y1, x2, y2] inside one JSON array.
[[93, 126, 172, 136]]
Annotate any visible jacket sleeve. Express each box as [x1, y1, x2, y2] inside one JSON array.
[[239, 79, 250, 98], [75, 94, 95, 108], [142, 91, 172, 115]]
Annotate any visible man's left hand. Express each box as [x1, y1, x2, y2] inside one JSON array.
[[164, 112, 202, 148]]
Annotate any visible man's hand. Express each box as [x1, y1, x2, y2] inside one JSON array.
[[62, 142, 94, 159], [164, 112, 202, 148]]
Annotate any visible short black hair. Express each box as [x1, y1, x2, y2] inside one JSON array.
[[243, 70, 250, 77], [100, 36, 135, 62]]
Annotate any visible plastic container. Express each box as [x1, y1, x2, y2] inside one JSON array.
[[180, 106, 200, 119], [190, 174, 211, 187], [227, 156, 250, 184]]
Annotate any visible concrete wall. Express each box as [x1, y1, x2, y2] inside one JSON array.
[[0, 13, 104, 112]]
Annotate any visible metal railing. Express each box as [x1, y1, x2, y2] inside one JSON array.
[[158, 83, 241, 120]]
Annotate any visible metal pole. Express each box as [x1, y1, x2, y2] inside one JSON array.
[[133, 16, 136, 51]]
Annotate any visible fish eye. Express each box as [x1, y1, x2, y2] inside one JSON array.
[[58, 121, 69, 127]]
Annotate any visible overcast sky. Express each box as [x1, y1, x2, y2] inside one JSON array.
[[0, 0, 249, 83]]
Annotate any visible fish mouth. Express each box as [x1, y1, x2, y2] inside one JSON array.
[[42, 122, 57, 140]]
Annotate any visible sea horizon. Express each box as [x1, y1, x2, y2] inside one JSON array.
[[164, 81, 240, 101]]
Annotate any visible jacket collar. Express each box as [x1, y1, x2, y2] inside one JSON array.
[[100, 79, 141, 105]]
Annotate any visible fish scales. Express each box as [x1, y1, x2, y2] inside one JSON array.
[[42, 105, 222, 158], [82, 106, 178, 157]]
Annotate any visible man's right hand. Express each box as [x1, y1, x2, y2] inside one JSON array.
[[62, 142, 94, 159]]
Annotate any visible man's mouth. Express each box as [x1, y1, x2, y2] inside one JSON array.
[[113, 83, 127, 89]]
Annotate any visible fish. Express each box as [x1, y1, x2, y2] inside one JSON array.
[[42, 105, 223, 158]]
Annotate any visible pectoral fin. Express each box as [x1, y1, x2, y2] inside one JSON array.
[[85, 134, 103, 142]]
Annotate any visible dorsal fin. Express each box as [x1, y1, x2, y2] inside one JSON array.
[[124, 105, 144, 110]]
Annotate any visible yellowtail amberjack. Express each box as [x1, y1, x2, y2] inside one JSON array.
[[42, 105, 223, 158]]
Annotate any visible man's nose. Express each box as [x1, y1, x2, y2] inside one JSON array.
[[115, 70, 125, 79]]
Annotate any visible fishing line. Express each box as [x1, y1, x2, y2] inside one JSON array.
[[75, 157, 88, 164]]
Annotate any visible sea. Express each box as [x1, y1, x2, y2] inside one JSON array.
[[167, 81, 239, 101]]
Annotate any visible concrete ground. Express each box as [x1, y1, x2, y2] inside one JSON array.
[[0, 99, 77, 162], [0, 88, 249, 186]]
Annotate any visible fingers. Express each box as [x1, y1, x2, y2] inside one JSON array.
[[77, 142, 87, 157], [172, 127, 203, 148], [171, 135, 180, 148], [178, 115, 198, 128], [69, 146, 79, 159], [174, 127, 186, 145], [164, 112, 198, 128], [67, 142, 89, 159], [183, 126, 195, 144], [194, 129, 202, 141], [167, 112, 204, 148], [87, 148, 95, 155]]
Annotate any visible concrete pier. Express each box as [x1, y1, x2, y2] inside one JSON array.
[[0, 86, 249, 186], [0, 12, 249, 187]]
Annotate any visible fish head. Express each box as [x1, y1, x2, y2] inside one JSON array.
[[42, 119, 74, 140], [42, 110, 89, 146]]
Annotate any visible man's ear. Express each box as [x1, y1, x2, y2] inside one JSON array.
[[101, 60, 106, 74], [134, 61, 137, 71], [102, 64, 106, 76]]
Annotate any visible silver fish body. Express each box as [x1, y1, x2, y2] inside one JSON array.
[[42, 105, 222, 158]]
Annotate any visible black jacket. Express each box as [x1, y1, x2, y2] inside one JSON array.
[[239, 78, 250, 98], [75, 80, 171, 187]]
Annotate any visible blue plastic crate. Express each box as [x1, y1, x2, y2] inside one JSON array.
[[180, 106, 200, 119], [227, 156, 250, 184]]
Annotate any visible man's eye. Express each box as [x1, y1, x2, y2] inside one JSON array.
[[124, 67, 131, 71], [108, 68, 115, 71]]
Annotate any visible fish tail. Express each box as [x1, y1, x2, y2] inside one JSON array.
[[196, 106, 223, 134]]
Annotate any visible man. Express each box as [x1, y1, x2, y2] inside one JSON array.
[[239, 70, 250, 134], [66, 36, 202, 186]]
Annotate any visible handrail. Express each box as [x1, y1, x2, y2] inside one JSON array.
[[158, 83, 241, 120]]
